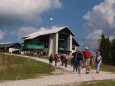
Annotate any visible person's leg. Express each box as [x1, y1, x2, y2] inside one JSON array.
[[78, 60, 82, 74], [77, 61, 80, 73], [55, 59, 57, 66], [76, 61, 78, 72], [49, 61, 51, 67], [62, 59, 64, 66], [86, 58, 91, 73], [66, 60, 67, 67], [65, 59, 67, 67], [96, 62, 101, 73], [73, 64, 75, 72], [86, 65, 88, 74], [73, 61, 76, 72], [71, 58, 73, 66], [84, 59, 89, 74], [96, 62, 98, 73]]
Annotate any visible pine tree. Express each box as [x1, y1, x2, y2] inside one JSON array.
[[110, 39, 115, 65], [105, 37, 111, 64], [98, 33, 111, 64]]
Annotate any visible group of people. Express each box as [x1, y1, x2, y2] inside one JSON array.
[[22, 51, 44, 58], [49, 53, 69, 67], [48, 47, 102, 74], [72, 47, 102, 74]]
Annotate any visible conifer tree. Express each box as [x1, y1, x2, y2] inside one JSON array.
[[99, 33, 110, 64], [105, 37, 111, 64], [110, 39, 115, 65]]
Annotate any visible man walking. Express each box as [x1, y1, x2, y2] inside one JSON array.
[[76, 50, 83, 74], [83, 47, 91, 74]]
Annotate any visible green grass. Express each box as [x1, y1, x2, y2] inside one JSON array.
[[100, 65, 115, 73], [77, 80, 115, 86], [41, 56, 49, 59], [0, 53, 54, 80], [91, 64, 115, 73]]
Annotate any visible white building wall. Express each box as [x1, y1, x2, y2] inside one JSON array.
[[48, 33, 59, 55], [9, 48, 19, 53], [55, 33, 58, 54], [48, 33, 58, 56], [48, 34, 54, 56], [72, 46, 78, 53], [68, 34, 72, 52]]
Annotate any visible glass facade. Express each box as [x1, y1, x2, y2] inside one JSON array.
[[58, 35, 68, 51]]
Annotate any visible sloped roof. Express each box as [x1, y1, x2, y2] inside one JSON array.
[[23, 26, 74, 40], [73, 38, 80, 46]]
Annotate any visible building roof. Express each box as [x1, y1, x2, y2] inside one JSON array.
[[73, 38, 80, 46], [23, 26, 74, 40], [0, 43, 21, 48]]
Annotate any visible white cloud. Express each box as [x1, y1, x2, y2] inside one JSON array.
[[86, 29, 103, 39], [109, 35, 115, 41], [83, 0, 115, 35], [85, 29, 103, 51], [36, 25, 63, 31], [82, 0, 115, 51], [17, 25, 63, 39], [0, 30, 5, 40], [17, 26, 38, 38], [38, 27, 47, 31], [17, 26, 57, 38], [0, 0, 62, 25]]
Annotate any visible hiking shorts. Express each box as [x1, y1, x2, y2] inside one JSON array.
[[77, 60, 82, 67], [84, 58, 90, 66]]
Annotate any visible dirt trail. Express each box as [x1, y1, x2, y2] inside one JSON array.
[[0, 54, 115, 86]]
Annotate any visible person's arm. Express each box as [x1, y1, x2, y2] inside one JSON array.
[[93, 55, 96, 63], [82, 53, 84, 64], [100, 56, 102, 64]]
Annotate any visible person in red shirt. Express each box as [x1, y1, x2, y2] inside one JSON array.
[[83, 47, 91, 74], [53, 53, 58, 66]]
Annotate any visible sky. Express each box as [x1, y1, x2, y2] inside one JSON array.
[[0, 0, 115, 52]]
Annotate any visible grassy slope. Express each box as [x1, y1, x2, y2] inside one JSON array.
[[0, 53, 54, 80]]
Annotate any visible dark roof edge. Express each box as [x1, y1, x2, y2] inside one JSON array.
[[58, 27, 74, 36]]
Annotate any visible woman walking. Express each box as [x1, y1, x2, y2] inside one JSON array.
[[94, 51, 102, 73]]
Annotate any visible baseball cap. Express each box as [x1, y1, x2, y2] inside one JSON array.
[[85, 47, 88, 49]]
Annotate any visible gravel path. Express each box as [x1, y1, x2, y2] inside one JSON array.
[[0, 55, 115, 86]]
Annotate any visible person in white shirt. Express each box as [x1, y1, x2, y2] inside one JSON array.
[[94, 51, 102, 73]]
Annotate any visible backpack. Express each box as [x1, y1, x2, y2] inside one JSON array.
[[49, 55, 53, 61], [83, 50, 91, 59], [77, 51, 82, 60], [60, 55, 64, 60]]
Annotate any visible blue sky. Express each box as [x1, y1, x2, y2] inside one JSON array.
[[41, 0, 103, 39], [0, 0, 115, 52]]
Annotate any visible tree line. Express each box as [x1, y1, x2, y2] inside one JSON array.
[[98, 33, 115, 66]]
